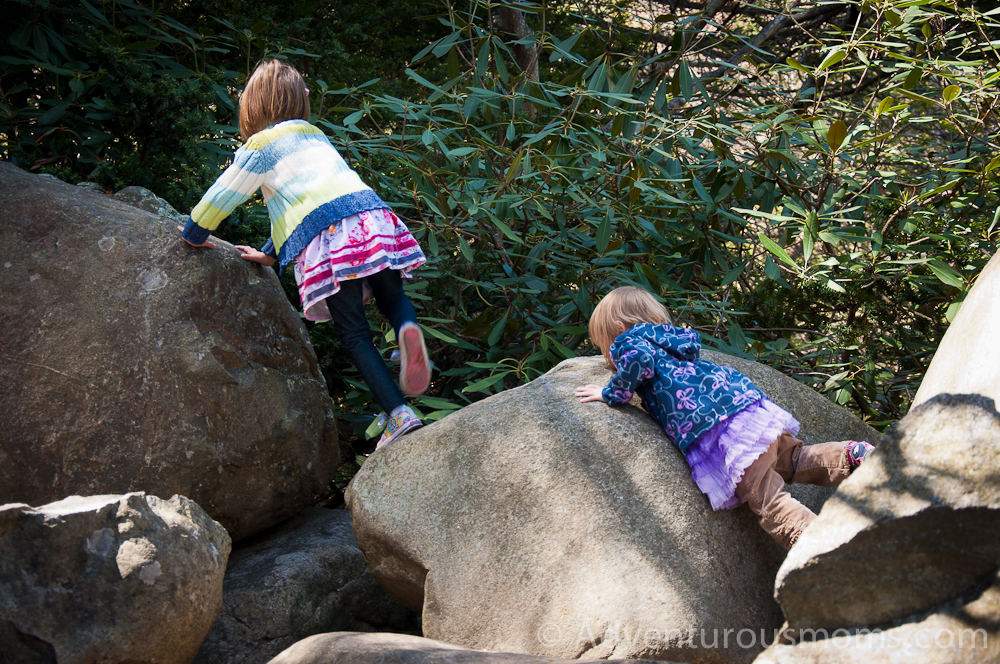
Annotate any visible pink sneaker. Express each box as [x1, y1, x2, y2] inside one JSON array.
[[846, 441, 874, 470], [399, 322, 430, 396], [376, 408, 422, 449]]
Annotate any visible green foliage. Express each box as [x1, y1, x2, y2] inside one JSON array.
[[0, 0, 241, 203], [154, 0, 449, 98], [0, 0, 446, 207]]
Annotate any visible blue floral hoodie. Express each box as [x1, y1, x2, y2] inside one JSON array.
[[601, 323, 763, 452]]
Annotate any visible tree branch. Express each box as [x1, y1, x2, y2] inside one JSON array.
[[702, 3, 848, 82]]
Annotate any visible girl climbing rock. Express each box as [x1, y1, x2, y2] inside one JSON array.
[[179, 59, 430, 449]]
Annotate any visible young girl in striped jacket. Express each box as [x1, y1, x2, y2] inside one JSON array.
[[179, 59, 429, 449]]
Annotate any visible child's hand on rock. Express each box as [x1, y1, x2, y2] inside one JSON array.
[[576, 384, 605, 403], [233, 245, 277, 267], [176, 225, 216, 249]]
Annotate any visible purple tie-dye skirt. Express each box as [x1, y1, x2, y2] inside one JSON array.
[[684, 398, 800, 510]]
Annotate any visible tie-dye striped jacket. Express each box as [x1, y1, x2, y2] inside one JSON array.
[[602, 323, 763, 452], [181, 119, 388, 267]]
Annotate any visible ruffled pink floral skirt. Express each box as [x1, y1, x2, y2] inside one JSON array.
[[685, 398, 800, 510], [293, 208, 425, 321]]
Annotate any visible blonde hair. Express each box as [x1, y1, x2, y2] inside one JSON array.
[[239, 60, 311, 141], [589, 286, 672, 368]]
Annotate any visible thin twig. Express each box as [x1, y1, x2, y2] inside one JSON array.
[[2, 355, 84, 383], [702, 3, 848, 82]]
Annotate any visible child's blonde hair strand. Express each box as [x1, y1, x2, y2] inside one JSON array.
[[239, 59, 311, 141], [589, 286, 672, 367]]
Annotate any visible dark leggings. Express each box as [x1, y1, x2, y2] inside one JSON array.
[[324, 269, 417, 413]]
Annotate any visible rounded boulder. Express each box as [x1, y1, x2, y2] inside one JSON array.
[[775, 394, 1000, 632], [0, 492, 231, 664], [347, 355, 877, 663], [0, 163, 339, 541]]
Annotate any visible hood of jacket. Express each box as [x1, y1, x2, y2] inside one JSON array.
[[618, 322, 701, 363]]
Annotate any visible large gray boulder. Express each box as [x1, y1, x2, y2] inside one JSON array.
[[346, 355, 879, 664], [267, 632, 666, 664], [195, 507, 419, 664], [912, 251, 1000, 409], [0, 493, 231, 664], [775, 394, 1000, 632], [0, 163, 339, 541], [755, 566, 1000, 664]]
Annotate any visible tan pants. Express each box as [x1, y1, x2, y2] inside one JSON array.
[[734, 432, 852, 550]]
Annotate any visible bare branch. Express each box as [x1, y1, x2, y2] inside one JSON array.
[[702, 3, 848, 81]]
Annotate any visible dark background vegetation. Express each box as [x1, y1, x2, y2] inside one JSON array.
[[4, 0, 999, 492]]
